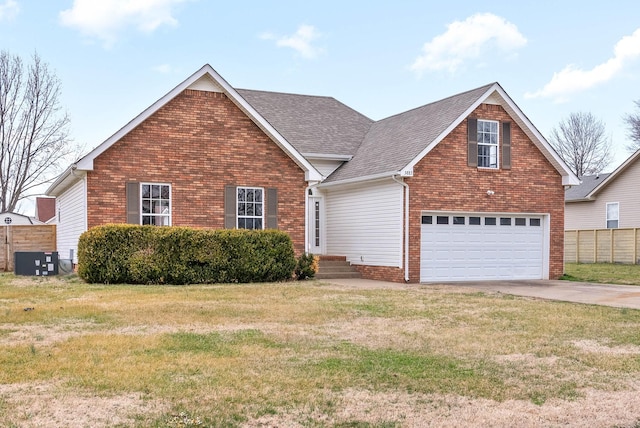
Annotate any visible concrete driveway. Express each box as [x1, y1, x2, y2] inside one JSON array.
[[324, 278, 640, 309], [450, 280, 640, 309]]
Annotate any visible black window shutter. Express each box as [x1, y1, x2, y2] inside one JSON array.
[[502, 121, 512, 170], [224, 185, 237, 228], [467, 118, 478, 167], [266, 188, 278, 229], [126, 182, 140, 224]]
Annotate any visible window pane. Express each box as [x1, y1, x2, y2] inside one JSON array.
[[161, 185, 170, 199], [500, 218, 511, 226], [436, 216, 449, 225], [142, 200, 150, 214], [469, 217, 481, 225], [246, 204, 254, 216], [237, 188, 245, 201], [607, 220, 619, 229], [453, 216, 465, 225], [238, 218, 246, 229], [421, 216, 432, 224], [247, 190, 254, 202], [238, 203, 245, 216], [255, 189, 262, 202], [141, 185, 150, 198], [255, 204, 262, 216], [254, 218, 262, 229], [151, 185, 160, 198], [485, 217, 496, 225], [515, 218, 526, 226], [530, 218, 541, 227], [142, 216, 151, 225]]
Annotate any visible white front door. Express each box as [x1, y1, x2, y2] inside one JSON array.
[[309, 197, 323, 255]]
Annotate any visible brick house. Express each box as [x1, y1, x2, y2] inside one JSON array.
[[47, 64, 578, 282]]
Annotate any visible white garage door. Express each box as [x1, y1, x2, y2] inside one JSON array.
[[420, 213, 545, 282]]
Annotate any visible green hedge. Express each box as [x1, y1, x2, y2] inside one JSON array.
[[77, 224, 298, 284]]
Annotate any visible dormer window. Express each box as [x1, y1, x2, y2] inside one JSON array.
[[477, 120, 499, 169]]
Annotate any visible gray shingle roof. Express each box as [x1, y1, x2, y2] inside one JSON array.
[[326, 83, 495, 182], [237, 83, 496, 183], [565, 174, 610, 201], [237, 89, 373, 157]]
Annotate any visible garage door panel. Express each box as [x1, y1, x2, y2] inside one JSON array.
[[421, 213, 545, 282]]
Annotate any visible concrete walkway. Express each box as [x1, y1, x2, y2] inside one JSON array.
[[323, 278, 640, 309]]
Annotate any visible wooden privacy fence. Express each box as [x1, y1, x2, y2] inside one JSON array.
[[0, 225, 57, 272], [565, 228, 640, 265]]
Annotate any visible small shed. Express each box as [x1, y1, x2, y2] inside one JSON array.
[[0, 212, 43, 226]]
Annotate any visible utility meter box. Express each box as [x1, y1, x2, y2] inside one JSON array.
[[14, 252, 59, 276]]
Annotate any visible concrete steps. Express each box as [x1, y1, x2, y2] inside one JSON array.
[[315, 256, 361, 279]]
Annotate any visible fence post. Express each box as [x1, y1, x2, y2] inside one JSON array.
[[635, 228, 638, 265]]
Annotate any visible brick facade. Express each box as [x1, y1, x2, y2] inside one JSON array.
[[407, 103, 564, 282], [86, 89, 308, 254], [353, 104, 565, 283]]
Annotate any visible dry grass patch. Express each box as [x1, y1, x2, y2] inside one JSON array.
[[2, 274, 640, 427]]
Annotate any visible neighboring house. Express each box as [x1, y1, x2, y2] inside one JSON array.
[[0, 212, 43, 225], [35, 197, 56, 223], [565, 149, 640, 230], [46, 65, 578, 283]]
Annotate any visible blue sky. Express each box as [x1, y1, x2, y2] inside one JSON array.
[[2, 0, 640, 213]]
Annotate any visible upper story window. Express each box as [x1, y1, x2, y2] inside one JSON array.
[[141, 183, 171, 226], [468, 117, 511, 170], [237, 187, 263, 229], [477, 119, 499, 169], [606, 202, 619, 229]]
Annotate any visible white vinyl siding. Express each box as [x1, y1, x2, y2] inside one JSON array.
[[324, 179, 403, 267], [56, 177, 87, 263], [309, 159, 345, 178], [566, 159, 640, 229]]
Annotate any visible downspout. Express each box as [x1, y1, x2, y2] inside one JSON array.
[[392, 175, 410, 282]]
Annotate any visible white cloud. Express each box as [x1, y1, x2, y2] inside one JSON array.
[[261, 25, 325, 59], [410, 13, 527, 74], [525, 28, 640, 102], [59, 0, 187, 47], [0, 0, 19, 21]]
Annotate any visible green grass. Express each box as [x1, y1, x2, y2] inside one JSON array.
[[1, 274, 640, 426], [563, 263, 640, 285]]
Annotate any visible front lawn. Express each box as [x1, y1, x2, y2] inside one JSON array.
[[1, 274, 640, 427], [563, 263, 640, 285]]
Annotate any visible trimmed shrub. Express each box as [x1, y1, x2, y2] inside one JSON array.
[[295, 253, 318, 280], [77, 225, 297, 284]]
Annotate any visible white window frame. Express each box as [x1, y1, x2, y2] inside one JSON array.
[[477, 119, 499, 169], [140, 183, 171, 226], [237, 186, 264, 230], [606, 202, 619, 229]]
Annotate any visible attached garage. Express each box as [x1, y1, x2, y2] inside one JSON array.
[[420, 212, 548, 282]]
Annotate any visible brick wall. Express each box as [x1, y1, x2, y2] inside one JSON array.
[[403, 103, 565, 282], [86, 89, 308, 254]]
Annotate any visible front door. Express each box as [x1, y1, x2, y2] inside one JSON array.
[[309, 197, 323, 254]]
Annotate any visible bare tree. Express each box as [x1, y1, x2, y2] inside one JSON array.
[[549, 112, 612, 178], [0, 51, 72, 212], [623, 100, 640, 152]]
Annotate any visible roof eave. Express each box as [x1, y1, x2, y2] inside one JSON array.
[[318, 171, 400, 188], [586, 149, 640, 199], [401, 83, 580, 187], [75, 64, 322, 182]]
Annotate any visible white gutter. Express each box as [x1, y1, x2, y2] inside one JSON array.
[[392, 175, 410, 282]]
